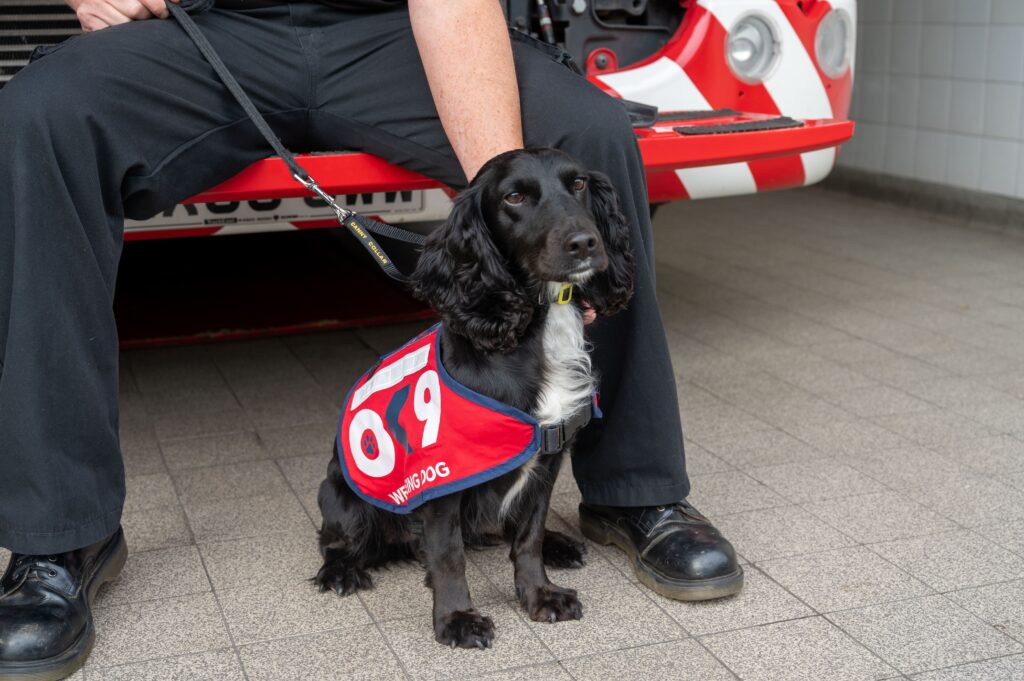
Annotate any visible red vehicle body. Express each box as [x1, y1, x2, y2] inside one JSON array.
[[2, 0, 856, 239]]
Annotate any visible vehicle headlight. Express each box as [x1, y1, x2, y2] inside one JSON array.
[[726, 14, 779, 83], [815, 9, 852, 79]]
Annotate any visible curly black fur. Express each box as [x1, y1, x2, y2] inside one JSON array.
[[583, 171, 636, 317], [411, 183, 535, 353]]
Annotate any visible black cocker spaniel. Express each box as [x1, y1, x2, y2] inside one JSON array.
[[314, 148, 635, 649]]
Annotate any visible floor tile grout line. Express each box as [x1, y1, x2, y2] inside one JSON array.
[[815, 608, 908, 679], [81, 645, 245, 678], [754, 548, 939, 615], [899, 650, 1024, 679], [629, 570, 749, 680], [185, 531, 249, 681], [932, 590, 1024, 649], [973, 524, 1024, 561], [369, 618, 415, 681], [855, 529, 1024, 594], [556, 639, 740, 681], [695, 519, 962, 572], [271, 457, 321, 530], [821, 594, 1024, 679], [794, 495, 970, 544], [655, 248, 1023, 377], [657, 204, 1024, 332]]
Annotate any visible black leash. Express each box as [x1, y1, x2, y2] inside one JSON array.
[[166, 0, 426, 283]]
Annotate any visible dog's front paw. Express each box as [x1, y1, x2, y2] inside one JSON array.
[[312, 560, 373, 596], [523, 584, 583, 623], [435, 610, 495, 649], [543, 530, 588, 569]]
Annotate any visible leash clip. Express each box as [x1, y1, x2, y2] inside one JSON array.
[[556, 283, 574, 305], [293, 172, 353, 221]]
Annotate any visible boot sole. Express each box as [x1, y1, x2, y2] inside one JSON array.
[[0, 531, 128, 681], [580, 512, 743, 602]]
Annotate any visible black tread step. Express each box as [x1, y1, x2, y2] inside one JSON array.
[[674, 116, 804, 135]]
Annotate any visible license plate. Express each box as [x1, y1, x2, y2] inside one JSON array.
[[125, 191, 426, 230]]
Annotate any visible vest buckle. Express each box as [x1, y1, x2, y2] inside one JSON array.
[[540, 424, 565, 454]]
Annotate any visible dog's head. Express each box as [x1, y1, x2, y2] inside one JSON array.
[[412, 148, 636, 353]]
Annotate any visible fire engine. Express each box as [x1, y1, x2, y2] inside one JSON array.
[[2, 0, 855, 240]]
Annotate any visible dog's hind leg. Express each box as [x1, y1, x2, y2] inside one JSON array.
[[542, 530, 587, 569], [419, 494, 495, 649], [314, 546, 374, 596], [313, 459, 375, 596]]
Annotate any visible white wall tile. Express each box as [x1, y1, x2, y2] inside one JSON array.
[[992, 0, 1024, 24], [979, 138, 1020, 197], [838, 1, 1024, 200], [945, 134, 983, 190], [923, 0, 954, 24], [887, 75, 920, 126], [914, 130, 950, 184], [917, 77, 952, 130], [921, 25, 955, 78], [952, 25, 989, 80], [857, 123, 888, 171], [949, 80, 986, 135], [892, 0, 923, 24], [860, 24, 892, 74], [857, 72, 889, 123], [986, 26, 1024, 83], [983, 82, 1023, 139], [890, 23, 922, 75], [860, 0, 893, 25], [883, 126, 917, 177], [955, 0, 992, 25], [1020, 95, 1024, 140]]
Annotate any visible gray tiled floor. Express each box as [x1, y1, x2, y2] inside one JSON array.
[[69, 188, 1024, 679]]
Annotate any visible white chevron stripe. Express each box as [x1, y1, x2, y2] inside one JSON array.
[[800, 147, 837, 186], [676, 163, 758, 199], [596, 56, 711, 111], [598, 58, 757, 199]]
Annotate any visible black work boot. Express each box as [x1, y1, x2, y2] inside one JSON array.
[[0, 528, 127, 681], [579, 501, 743, 601]]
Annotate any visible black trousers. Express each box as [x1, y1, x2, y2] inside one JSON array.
[[0, 2, 689, 554]]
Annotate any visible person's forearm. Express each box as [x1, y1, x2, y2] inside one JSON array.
[[409, 0, 522, 182]]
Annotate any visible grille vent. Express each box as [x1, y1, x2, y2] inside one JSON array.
[[1, 1, 81, 89]]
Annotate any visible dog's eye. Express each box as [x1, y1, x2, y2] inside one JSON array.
[[503, 192, 525, 206], [573, 177, 587, 192]]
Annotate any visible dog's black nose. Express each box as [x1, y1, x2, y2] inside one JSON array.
[[564, 232, 598, 259]]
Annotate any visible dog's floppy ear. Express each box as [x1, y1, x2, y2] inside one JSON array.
[[411, 183, 534, 352], [584, 171, 635, 317]]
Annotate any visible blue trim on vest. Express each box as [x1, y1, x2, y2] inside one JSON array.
[[336, 324, 543, 515]]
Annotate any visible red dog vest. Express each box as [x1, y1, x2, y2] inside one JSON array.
[[338, 325, 550, 514]]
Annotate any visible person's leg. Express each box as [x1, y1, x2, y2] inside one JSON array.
[[512, 42, 690, 507], [0, 6, 309, 555], [0, 7, 313, 676]]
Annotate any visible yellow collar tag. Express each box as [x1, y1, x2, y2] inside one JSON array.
[[556, 283, 574, 305]]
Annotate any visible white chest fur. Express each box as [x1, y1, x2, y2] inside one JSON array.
[[500, 285, 596, 518], [533, 290, 596, 426]]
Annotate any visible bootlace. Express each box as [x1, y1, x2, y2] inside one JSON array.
[[9, 555, 60, 581], [652, 501, 707, 524]]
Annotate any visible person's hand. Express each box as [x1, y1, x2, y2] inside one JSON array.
[[582, 303, 596, 325], [66, 0, 178, 32]]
